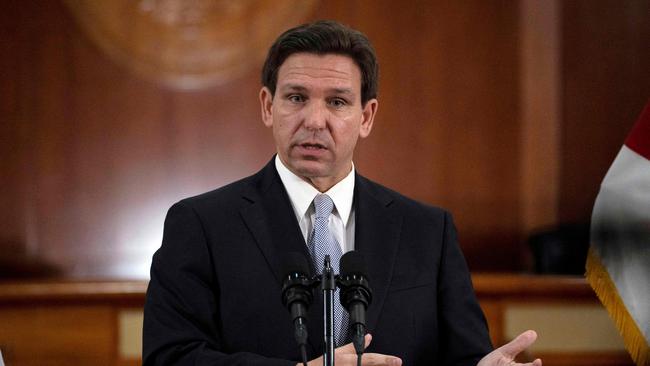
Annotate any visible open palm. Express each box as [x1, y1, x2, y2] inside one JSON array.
[[477, 330, 542, 366]]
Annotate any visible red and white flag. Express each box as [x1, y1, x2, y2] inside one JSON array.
[[588, 100, 650, 366]]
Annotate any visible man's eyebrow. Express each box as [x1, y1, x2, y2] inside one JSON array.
[[330, 88, 355, 96], [279, 84, 308, 93], [278, 84, 356, 97]]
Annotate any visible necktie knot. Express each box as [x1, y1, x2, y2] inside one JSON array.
[[313, 194, 334, 219]]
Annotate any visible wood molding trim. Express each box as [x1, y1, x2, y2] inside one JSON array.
[[0, 275, 595, 302], [0, 280, 147, 303]]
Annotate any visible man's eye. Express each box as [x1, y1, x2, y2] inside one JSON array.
[[288, 95, 305, 103], [329, 98, 347, 107]]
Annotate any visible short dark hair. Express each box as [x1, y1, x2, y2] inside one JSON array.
[[261, 20, 378, 106]]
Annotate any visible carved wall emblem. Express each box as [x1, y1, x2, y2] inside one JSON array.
[[65, 0, 318, 89]]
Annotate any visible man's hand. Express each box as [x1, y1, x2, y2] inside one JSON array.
[[478, 330, 542, 366], [300, 334, 402, 366]]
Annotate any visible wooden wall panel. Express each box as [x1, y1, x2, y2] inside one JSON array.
[[519, 0, 561, 234], [1, 0, 276, 278], [0, 305, 115, 366], [560, 0, 650, 224]]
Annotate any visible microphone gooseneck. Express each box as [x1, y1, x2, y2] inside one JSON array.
[[280, 252, 314, 366], [339, 251, 372, 357]]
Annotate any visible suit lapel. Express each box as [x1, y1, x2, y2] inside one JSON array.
[[354, 175, 403, 334], [238, 159, 311, 283], [238, 159, 323, 354]]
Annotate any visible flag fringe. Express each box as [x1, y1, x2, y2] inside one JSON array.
[[586, 247, 649, 366]]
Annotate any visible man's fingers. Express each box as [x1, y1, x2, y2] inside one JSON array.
[[476, 331, 541, 366], [336, 334, 373, 355], [516, 358, 542, 366], [338, 352, 402, 366], [333, 334, 402, 366], [365, 333, 372, 348], [498, 330, 538, 359], [359, 353, 402, 366]]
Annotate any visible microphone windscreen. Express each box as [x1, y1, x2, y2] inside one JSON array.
[[340, 251, 368, 277], [280, 252, 311, 277]]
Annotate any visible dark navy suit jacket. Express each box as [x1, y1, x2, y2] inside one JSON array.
[[143, 158, 492, 365]]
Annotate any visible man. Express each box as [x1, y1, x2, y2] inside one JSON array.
[[143, 20, 541, 366]]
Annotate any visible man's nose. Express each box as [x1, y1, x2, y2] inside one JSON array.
[[303, 101, 327, 130]]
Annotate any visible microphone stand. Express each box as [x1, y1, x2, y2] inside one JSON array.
[[284, 252, 370, 366], [321, 255, 336, 366]]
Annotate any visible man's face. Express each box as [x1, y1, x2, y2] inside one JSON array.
[[260, 53, 378, 191]]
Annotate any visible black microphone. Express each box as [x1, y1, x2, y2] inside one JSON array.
[[339, 251, 372, 357], [280, 252, 314, 365]]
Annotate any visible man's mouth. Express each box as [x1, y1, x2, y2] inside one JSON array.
[[299, 143, 326, 150]]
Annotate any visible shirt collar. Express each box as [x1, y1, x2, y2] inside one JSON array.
[[275, 155, 355, 226]]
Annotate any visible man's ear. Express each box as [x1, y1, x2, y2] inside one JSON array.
[[359, 98, 378, 138], [259, 86, 274, 128]]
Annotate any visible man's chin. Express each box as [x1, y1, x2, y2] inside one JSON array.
[[281, 156, 326, 175], [291, 163, 327, 179]]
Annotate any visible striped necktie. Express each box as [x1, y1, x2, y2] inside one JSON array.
[[310, 193, 348, 346]]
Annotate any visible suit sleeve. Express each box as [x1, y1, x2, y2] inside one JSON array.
[[143, 202, 295, 366], [437, 211, 493, 365]]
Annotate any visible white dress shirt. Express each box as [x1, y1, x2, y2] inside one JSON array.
[[275, 155, 355, 253]]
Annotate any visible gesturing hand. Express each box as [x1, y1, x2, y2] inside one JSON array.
[[478, 330, 542, 366], [301, 334, 402, 366]]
